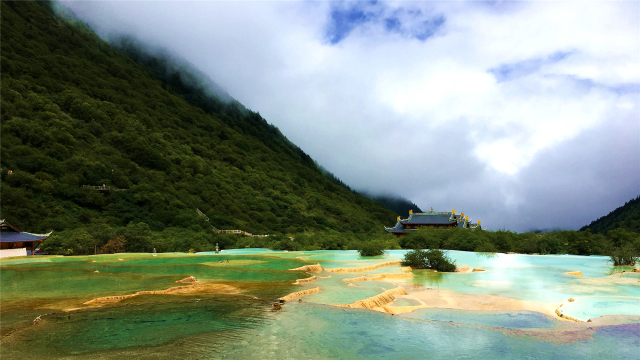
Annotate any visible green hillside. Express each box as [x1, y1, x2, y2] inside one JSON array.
[[580, 196, 640, 235], [360, 193, 423, 218], [0, 1, 398, 250]]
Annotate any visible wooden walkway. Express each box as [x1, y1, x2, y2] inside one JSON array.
[[82, 185, 127, 192], [196, 209, 268, 237]]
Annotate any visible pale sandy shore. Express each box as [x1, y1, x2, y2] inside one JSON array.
[[65, 277, 238, 311], [382, 277, 640, 327], [394, 285, 561, 318]]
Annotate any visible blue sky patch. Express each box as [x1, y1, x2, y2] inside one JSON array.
[[488, 51, 573, 82], [325, 2, 445, 44], [384, 16, 401, 33], [326, 5, 375, 44], [564, 75, 640, 95], [610, 83, 640, 95], [413, 16, 445, 41]]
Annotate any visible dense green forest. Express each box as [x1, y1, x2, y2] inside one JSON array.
[[398, 227, 638, 258], [0, 1, 399, 250], [360, 193, 422, 218], [580, 196, 640, 235]]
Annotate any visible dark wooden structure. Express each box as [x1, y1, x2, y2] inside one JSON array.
[[385, 209, 481, 237], [82, 185, 128, 194], [1, 220, 52, 255]]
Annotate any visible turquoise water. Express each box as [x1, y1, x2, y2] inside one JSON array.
[[209, 303, 640, 359], [386, 250, 616, 277], [560, 296, 640, 321], [209, 249, 622, 277], [299, 274, 399, 305], [4, 301, 638, 359], [401, 308, 558, 329], [0, 253, 306, 312], [204, 249, 640, 319], [1, 250, 638, 358]]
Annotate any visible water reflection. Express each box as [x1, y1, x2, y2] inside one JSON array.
[[408, 269, 445, 289]]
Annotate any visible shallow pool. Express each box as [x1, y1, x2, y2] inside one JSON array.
[[1, 249, 638, 359]]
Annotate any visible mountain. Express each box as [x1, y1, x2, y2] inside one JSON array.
[[0, 1, 398, 238], [111, 37, 236, 104], [580, 195, 640, 235], [360, 193, 423, 218]]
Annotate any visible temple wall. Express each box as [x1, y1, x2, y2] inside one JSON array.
[[0, 248, 27, 258]]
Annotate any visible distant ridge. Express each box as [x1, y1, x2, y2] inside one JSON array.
[[580, 195, 640, 234], [111, 37, 235, 104], [110, 35, 316, 170], [360, 193, 423, 218]]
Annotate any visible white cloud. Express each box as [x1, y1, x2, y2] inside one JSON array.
[[59, 0, 640, 231]]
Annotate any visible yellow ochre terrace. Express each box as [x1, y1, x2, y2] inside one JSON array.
[[384, 208, 481, 237]]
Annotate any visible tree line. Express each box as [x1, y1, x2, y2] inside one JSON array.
[[40, 221, 639, 266]]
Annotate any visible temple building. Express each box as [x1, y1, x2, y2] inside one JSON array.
[[0, 220, 52, 258], [384, 209, 481, 237]]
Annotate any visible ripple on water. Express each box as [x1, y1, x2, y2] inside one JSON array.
[[560, 296, 640, 321], [399, 308, 558, 329], [213, 303, 640, 360]]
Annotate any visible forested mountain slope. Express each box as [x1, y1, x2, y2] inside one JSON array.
[[360, 193, 423, 218], [580, 196, 640, 235], [0, 1, 397, 237]]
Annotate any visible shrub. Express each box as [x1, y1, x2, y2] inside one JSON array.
[[474, 241, 498, 255], [101, 235, 126, 254], [270, 237, 299, 251], [401, 249, 457, 272], [606, 228, 640, 266], [358, 242, 386, 257], [399, 229, 442, 250]]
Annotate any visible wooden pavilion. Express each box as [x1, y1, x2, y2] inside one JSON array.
[[0, 220, 52, 257], [384, 209, 481, 237]]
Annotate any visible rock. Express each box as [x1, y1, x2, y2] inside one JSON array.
[[566, 271, 584, 277], [278, 287, 321, 301], [176, 276, 198, 283], [568, 297, 575, 302], [472, 267, 486, 272]]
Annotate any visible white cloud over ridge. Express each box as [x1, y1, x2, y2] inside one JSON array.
[[60, 0, 640, 232]]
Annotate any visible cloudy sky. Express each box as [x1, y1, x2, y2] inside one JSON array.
[[60, 1, 639, 232]]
